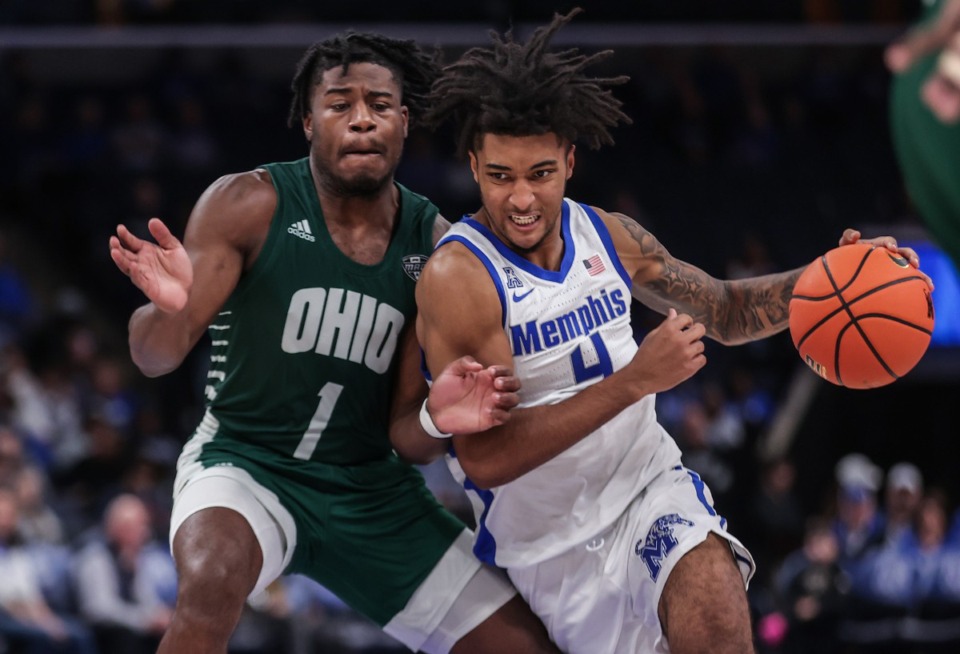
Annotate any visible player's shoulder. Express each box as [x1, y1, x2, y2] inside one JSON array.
[[426, 233, 482, 275], [204, 168, 277, 210], [418, 228, 501, 315], [585, 204, 634, 230], [421, 222, 488, 285], [187, 169, 277, 251], [586, 205, 655, 247]]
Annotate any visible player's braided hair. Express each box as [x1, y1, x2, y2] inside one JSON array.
[[424, 8, 631, 157], [288, 31, 440, 128]]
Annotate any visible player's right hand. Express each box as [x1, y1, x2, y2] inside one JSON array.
[[109, 217, 193, 313], [428, 356, 521, 435], [629, 308, 706, 395]]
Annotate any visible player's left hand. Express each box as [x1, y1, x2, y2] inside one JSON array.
[[427, 356, 520, 435], [839, 228, 934, 290]]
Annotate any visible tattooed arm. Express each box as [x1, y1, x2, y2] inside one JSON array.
[[598, 209, 802, 345]]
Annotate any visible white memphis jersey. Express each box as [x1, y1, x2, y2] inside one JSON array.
[[438, 198, 682, 568]]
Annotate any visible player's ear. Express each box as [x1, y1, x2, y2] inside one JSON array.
[[303, 113, 313, 142], [469, 151, 479, 183], [400, 105, 409, 138], [566, 143, 576, 180]]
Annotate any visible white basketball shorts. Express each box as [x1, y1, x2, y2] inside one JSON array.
[[507, 464, 755, 654]]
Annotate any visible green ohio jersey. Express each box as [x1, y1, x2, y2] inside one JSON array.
[[202, 158, 436, 465], [890, 0, 960, 269], [175, 159, 468, 625]]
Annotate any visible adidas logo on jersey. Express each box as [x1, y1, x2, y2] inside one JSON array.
[[288, 220, 315, 242]]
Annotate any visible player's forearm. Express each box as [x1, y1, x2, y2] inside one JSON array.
[[128, 303, 196, 377], [453, 375, 645, 489], [389, 408, 450, 465], [712, 268, 803, 345]]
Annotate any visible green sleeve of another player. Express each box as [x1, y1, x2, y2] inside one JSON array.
[[889, 5, 960, 270]]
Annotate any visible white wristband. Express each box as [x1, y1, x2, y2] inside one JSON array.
[[420, 399, 453, 439]]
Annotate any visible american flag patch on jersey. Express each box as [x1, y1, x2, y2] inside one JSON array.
[[583, 254, 605, 276]]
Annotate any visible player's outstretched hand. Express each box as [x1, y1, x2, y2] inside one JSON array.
[[109, 218, 193, 313], [838, 228, 934, 290], [630, 309, 706, 396], [428, 356, 521, 435]]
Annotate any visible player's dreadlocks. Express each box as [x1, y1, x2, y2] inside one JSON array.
[[288, 31, 441, 129], [425, 8, 631, 158]]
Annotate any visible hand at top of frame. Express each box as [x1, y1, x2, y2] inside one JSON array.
[[886, 0, 960, 123]]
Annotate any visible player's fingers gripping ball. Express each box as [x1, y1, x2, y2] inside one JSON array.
[[788, 242, 934, 389]]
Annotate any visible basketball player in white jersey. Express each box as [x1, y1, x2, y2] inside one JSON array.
[[409, 9, 927, 654]]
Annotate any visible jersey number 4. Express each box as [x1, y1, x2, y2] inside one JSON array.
[[293, 382, 344, 460], [571, 332, 613, 383]]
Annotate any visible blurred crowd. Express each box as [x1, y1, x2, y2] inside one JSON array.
[[0, 0, 928, 27], [2, 8, 958, 652], [751, 454, 960, 653]]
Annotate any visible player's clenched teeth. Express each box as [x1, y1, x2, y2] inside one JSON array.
[[510, 214, 538, 226]]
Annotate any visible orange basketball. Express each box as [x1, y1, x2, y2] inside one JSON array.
[[788, 242, 934, 389]]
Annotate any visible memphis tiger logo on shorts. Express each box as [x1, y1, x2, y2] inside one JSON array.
[[402, 254, 429, 281], [635, 513, 694, 581]]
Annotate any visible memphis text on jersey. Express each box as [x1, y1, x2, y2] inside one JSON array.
[[510, 288, 628, 356]]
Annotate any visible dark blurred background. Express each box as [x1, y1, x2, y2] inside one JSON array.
[[2, 1, 960, 653], [0, 0, 927, 25]]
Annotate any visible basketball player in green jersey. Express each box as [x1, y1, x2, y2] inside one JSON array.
[[887, 0, 960, 270], [109, 33, 558, 654]]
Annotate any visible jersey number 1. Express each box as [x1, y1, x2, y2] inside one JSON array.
[[293, 382, 344, 460]]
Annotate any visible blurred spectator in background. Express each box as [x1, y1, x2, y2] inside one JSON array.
[[53, 413, 131, 537], [13, 466, 76, 633], [887, 0, 960, 270], [774, 516, 851, 654], [85, 355, 140, 439], [749, 457, 806, 577], [281, 574, 405, 654], [882, 462, 924, 548], [6, 332, 88, 473], [0, 487, 97, 654], [0, 230, 36, 342], [840, 489, 954, 652], [915, 492, 960, 651], [110, 94, 166, 174], [73, 493, 175, 654], [832, 453, 886, 563], [62, 96, 110, 170], [676, 396, 737, 509], [118, 435, 178, 543], [167, 96, 221, 173], [0, 426, 25, 486], [226, 580, 294, 654], [14, 464, 65, 545]]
